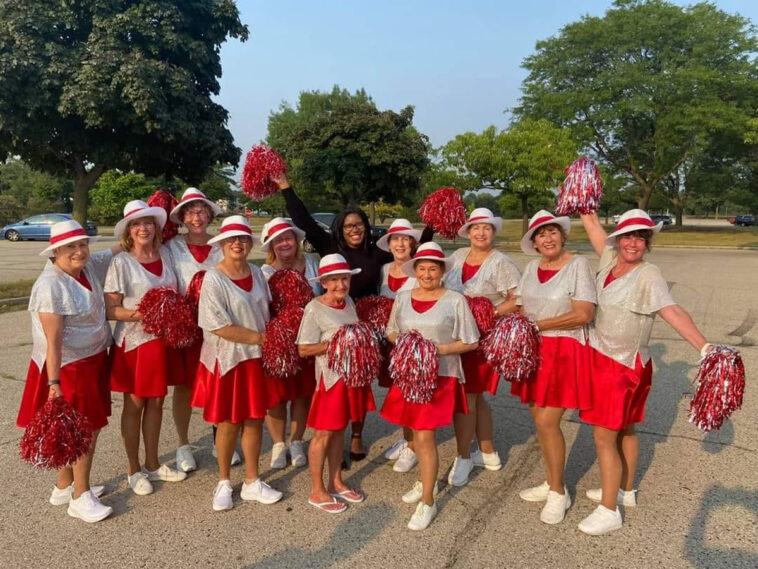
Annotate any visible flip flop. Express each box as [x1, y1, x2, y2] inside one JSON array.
[[329, 489, 365, 504], [308, 497, 347, 514]]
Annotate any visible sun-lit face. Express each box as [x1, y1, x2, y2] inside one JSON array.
[[271, 230, 298, 261], [616, 233, 646, 264], [53, 239, 90, 273], [414, 260, 444, 291], [220, 234, 253, 261], [129, 217, 156, 248], [342, 213, 365, 249], [388, 234, 414, 262], [181, 203, 211, 235], [533, 225, 564, 259], [467, 222, 495, 250], [321, 273, 351, 301]]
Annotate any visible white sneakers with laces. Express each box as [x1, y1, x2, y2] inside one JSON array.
[[289, 440, 307, 467], [49, 484, 105, 506], [540, 487, 571, 524], [240, 478, 282, 504], [128, 472, 154, 496], [270, 442, 288, 469], [402, 481, 439, 504], [471, 449, 502, 471], [384, 438, 406, 461], [408, 501, 438, 531], [393, 446, 418, 473], [176, 445, 197, 473], [213, 480, 234, 511], [578, 505, 623, 535], [448, 456, 474, 487], [143, 464, 188, 482], [586, 487, 637, 507], [67, 490, 113, 523], [519, 481, 550, 502]]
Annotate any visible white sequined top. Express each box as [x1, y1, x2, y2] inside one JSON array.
[[261, 254, 323, 295], [29, 251, 113, 369], [165, 235, 223, 295], [379, 263, 417, 299], [197, 265, 271, 376], [445, 248, 521, 305], [516, 255, 597, 343], [297, 297, 358, 391], [386, 289, 480, 382], [589, 247, 676, 369], [104, 248, 178, 352]]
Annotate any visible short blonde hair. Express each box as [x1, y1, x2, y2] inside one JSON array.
[[120, 216, 163, 251], [265, 230, 305, 265]]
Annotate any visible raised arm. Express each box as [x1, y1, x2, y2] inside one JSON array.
[[273, 174, 334, 255], [580, 212, 609, 257], [658, 304, 708, 352]]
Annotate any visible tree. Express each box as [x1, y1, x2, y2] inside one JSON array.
[[517, 0, 757, 210], [442, 118, 577, 231], [89, 171, 157, 224], [372, 199, 404, 223], [0, 159, 70, 222], [0, 1, 248, 225], [266, 86, 431, 209]]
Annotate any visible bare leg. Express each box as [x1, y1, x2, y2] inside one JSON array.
[[327, 429, 350, 493], [618, 425, 639, 492], [413, 429, 438, 506], [530, 406, 567, 493], [71, 430, 100, 499], [403, 427, 414, 451], [290, 398, 309, 442], [594, 426, 622, 510], [475, 394, 495, 453], [172, 384, 193, 447], [241, 418, 264, 482], [308, 429, 334, 502], [453, 394, 477, 458], [216, 422, 241, 480], [122, 394, 145, 475], [265, 403, 287, 444], [56, 467, 74, 490], [142, 397, 165, 471], [350, 421, 364, 455]]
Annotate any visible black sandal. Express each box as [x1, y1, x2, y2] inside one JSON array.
[[349, 433, 367, 461]]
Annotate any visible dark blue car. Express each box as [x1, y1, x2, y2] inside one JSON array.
[[2, 213, 98, 242]]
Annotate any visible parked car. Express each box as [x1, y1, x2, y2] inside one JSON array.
[[2, 213, 98, 242], [302, 212, 387, 253], [650, 214, 672, 226], [732, 214, 755, 227]]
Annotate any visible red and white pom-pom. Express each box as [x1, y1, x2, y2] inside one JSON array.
[[147, 189, 180, 242], [689, 345, 745, 432], [555, 156, 603, 215], [20, 397, 92, 470], [389, 330, 439, 404], [241, 145, 287, 200], [481, 313, 540, 382], [268, 269, 314, 314], [275, 305, 305, 332], [262, 316, 302, 379], [328, 322, 382, 388], [355, 295, 394, 336], [138, 287, 198, 349], [185, 270, 206, 314], [466, 295, 495, 335], [418, 187, 467, 240]]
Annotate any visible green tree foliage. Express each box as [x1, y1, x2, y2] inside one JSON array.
[[517, 0, 757, 210], [0, 159, 70, 224], [371, 199, 404, 223], [266, 86, 431, 208], [89, 171, 157, 224], [0, 1, 248, 225]]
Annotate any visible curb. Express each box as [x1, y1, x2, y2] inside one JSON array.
[[0, 296, 28, 307]]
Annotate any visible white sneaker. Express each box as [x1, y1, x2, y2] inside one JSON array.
[[270, 442, 288, 469], [49, 484, 105, 506], [471, 449, 503, 471], [212, 480, 234, 512], [402, 481, 439, 504], [176, 445, 197, 473], [586, 488, 637, 507], [212, 446, 242, 466], [447, 456, 474, 487], [578, 505, 623, 535], [540, 488, 571, 524], [519, 481, 550, 502], [143, 464, 188, 482], [67, 490, 112, 523], [240, 478, 282, 504], [393, 446, 418, 473], [407, 501, 438, 531], [289, 440, 307, 467], [384, 438, 406, 460], [128, 472, 154, 496]]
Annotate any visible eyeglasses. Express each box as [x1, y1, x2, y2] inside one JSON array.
[[223, 235, 252, 244], [184, 209, 209, 218], [343, 223, 365, 232]]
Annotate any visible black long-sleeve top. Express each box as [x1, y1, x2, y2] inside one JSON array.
[[282, 187, 432, 299]]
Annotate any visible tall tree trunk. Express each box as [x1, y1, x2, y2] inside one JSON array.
[[72, 158, 105, 226], [636, 180, 653, 211], [674, 205, 684, 227], [521, 194, 529, 234]]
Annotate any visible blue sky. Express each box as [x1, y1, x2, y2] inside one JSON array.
[[216, 1, 757, 169]]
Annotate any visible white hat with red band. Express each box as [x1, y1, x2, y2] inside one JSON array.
[[457, 207, 503, 239], [520, 210, 571, 255], [207, 215, 258, 246], [605, 209, 662, 246], [259, 217, 306, 252], [309, 253, 361, 283], [114, 199, 168, 240], [40, 219, 99, 256], [401, 241, 454, 277], [376, 218, 423, 252], [169, 187, 222, 223]]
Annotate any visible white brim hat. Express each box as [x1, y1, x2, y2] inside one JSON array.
[[169, 187, 222, 224], [520, 210, 571, 255], [376, 218, 422, 252], [457, 207, 503, 238], [114, 200, 167, 240], [259, 217, 306, 252], [605, 209, 662, 246], [401, 242, 454, 277], [40, 220, 99, 256], [309, 253, 361, 283], [207, 215, 258, 246]]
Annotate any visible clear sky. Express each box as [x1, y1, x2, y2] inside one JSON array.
[[216, 1, 757, 169]]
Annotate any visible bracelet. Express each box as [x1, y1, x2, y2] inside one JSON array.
[[47, 379, 61, 387]]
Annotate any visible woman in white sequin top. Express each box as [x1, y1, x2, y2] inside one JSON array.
[[444, 208, 521, 486], [577, 210, 710, 535]]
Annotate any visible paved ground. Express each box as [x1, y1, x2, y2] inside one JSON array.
[[0, 248, 756, 569]]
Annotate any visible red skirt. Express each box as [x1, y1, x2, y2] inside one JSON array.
[[177, 338, 203, 389], [110, 338, 185, 398], [282, 361, 317, 402], [191, 358, 286, 424], [17, 351, 111, 431], [510, 336, 592, 409], [306, 376, 376, 431], [579, 350, 653, 431], [380, 376, 468, 430], [462, 351, 499, 395]]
